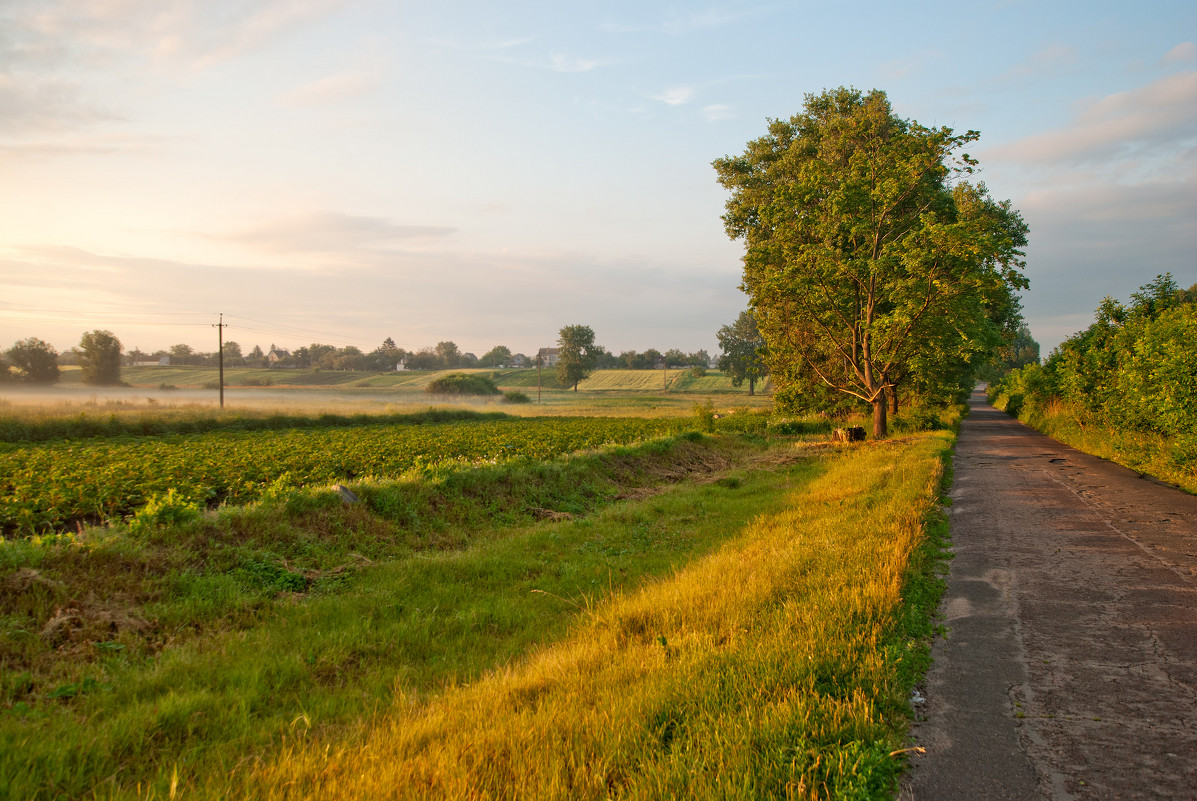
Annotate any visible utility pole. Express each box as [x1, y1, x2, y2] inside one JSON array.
[[213, 313, 227, 409], [536, 351, 542, 405]]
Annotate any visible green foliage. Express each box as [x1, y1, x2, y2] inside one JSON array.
[[891, 407, 944, 433], [0, 407, 511, 444], [425, 372, 501, 396], [993, 274, 1195, 441], [5, 338, 60, 384], [78, 329, 123, 386], [716, 310, 767, 395], [481, 345, 512, 367], [691, 400, 716, 433], [714, 87, 1028, 435], [990, 275, 1197, 479], [503, 390, 531, 404], [555, 324, 598, 391], [0, 430, 956, 800], [0, 417, 681, 533], [127, 489, 203, 534]]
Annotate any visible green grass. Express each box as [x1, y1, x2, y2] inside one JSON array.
[[991, 396, 1197, 494], [92, 366, 763, 395], [0, 425, 955, 799]]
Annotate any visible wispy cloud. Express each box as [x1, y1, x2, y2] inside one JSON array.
[[1161, 41, 1196, 65], [985, 71, 1197, 167], [602, 6, 761, 35], [427, 35, 609, 73], [879, 50, 944, 81], [702, 104, 734, 121], [225, 212, 458, 255], [0, 132, 174, 162], [1000, 43, 1078, 82], [651, 86, 694, 106], [426, 36, 535, 53], [547, 53, 606, 73], [278, 65, 382, 107], [0, 72, 116, 134]]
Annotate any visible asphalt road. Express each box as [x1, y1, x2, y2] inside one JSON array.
[[904, 389, 1197, 800]]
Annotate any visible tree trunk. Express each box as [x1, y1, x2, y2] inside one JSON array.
[[890, 386, 899, 415], [748, 377, 755, 396], [873, 397, 888, 438]]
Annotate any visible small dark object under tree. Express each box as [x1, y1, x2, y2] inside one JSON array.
[[833, 427, 866, 443]]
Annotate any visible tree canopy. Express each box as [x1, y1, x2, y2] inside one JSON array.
[[556, 324, 598, 391], [714, 87, 1028, 436], [6, 337, 60, 384], [79, 330, 123, 386]]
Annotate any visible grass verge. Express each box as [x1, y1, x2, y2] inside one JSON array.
[[989, 396, 1197, 494]]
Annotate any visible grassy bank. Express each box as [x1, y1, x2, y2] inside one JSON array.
[[2, 425, 953, 799], [988, 392, 1197, 494]]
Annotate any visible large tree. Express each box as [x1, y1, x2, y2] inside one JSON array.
[[6, 337, 60, 384], [714, 87, 1028, 436], [79, 330, 123, 385], [556, 324, 598, 391], [716, 310, 768, 395]]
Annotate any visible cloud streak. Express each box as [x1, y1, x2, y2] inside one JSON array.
[[278, 65, 382, 107], [985, 70, 1197, 167], [224, 213, 458, 255]]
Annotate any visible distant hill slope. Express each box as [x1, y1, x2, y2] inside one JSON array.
[[97, 366, 769, 394]]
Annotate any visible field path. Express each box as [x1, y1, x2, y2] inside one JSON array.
[[905, 388, 1197, 800]]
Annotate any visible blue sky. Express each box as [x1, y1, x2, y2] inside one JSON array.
[[1, 0, 1194, 360]]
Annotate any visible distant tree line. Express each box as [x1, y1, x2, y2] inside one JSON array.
[[1, 329, 717, 387], [2, 330, 123, 387]]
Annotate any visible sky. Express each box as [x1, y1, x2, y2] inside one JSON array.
[[1, 0, 1194, 361]]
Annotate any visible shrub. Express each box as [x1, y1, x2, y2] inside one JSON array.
[[892, 407, 944, 433], [426, 373, 501, 396], [127, 489, 203, 533], [692, 400, 715, 433], [503, 390, 531, 404]]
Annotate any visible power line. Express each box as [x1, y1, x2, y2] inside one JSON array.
[[0, 307, 387, 350]]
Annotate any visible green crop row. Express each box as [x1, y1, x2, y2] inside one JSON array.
[[0, 417, 681, 534]]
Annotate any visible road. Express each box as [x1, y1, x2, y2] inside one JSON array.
[[905, 389, 1197, 800]]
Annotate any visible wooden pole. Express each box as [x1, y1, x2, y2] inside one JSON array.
[[212, 313, 226, 408]]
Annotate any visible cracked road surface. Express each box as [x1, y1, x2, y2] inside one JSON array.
[[905, 388, 1197, 800]]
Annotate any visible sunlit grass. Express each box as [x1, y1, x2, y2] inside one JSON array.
[[0, 436, 813, 799], [1, 417, 953, 800], [225, 434, 948, 799], [1004, 401, 1197, 494]]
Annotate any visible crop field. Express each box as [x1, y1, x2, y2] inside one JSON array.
[[0, 416, 683, 534], [69, 365, 764, 395]]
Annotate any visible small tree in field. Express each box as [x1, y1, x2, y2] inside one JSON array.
[[556, 324, 598, 391], [717, 311, 768, 395], [79, 330, 123, 385]]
